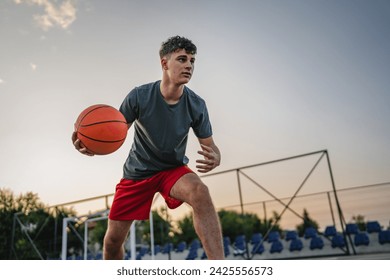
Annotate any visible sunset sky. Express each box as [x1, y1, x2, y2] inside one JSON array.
[[1, 0, 389, 221]]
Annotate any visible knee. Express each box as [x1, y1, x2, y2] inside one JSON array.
[[103, 232, 123, 250], [188, 182, 213, 208]]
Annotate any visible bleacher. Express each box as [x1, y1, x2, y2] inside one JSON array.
[[64, 220, 390, 260], [135, 220, 390, 260]]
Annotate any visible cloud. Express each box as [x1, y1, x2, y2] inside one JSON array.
[[0, 79, 4, 84], [14, 0, 77, 31], [30, 63, 37, 70]]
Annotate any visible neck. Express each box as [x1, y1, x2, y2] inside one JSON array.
[[160, 79, 185, 104]]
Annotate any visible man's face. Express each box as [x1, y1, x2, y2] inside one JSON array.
[[162, 49, 195, 85]]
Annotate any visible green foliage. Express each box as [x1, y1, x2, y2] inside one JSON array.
[[139, 207, 173, 246], [173, 213, 197, 245], [296, 208, 319, 236], [352, 214, 366, 231], [218, 209, 281, 241], [0, 188, 77, 260]]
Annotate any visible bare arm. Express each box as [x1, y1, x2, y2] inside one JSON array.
[[196, 136, 221, 173]]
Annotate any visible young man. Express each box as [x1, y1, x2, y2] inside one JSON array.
[[72, 36, 223, 260]]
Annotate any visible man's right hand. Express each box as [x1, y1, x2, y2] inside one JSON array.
[[72, 131, 95, 156]]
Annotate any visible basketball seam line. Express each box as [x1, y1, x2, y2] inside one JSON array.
[[78, 132, 126, 143], [80, 120, 127, 127], [76, 104, 110, 130]]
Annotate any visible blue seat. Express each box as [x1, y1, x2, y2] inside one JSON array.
[[285, 230, 298, 241], [176, 241, 186, 252], [304, 227, 317, 239], [251, 242, 265, 254], [346, 223, 359, 235], [270, 240, 283, 253], [378, 230, 390, 244], [233, 235, 246, 256], [354, 232, 370, 246], [331, 234, 345, 248], [250, 233, 264, 255], [267, 231, 280, 242], [149, 245, 161, 255], [201, 251, 207, 259], [136, 246, 149, 260], [223, 236, 231, 257], [251, 233, 263, 244], [289, 238, 303, 252], [324, 225, 337, 237], [162, 243, 173, 254], [310, 236, 324, 250], [366, 221, 381, 233], [189, 239, 201, 250], [185, 248, 198, 260]]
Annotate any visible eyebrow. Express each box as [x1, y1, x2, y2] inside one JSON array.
[[177, 55, 195, 60]]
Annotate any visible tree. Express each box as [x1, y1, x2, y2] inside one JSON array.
[[218, 209, 282, 241], [173, 213, 197, 245], [139, 207, 172, 246], [352, 214, 366, 231], [296, 208, 319, 236], [0, 188, 77, 259]]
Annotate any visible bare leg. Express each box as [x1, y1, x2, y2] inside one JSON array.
[[170, 173, 224, 259], [103, 219, 133, 260]]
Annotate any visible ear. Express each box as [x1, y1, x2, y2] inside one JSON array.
[[161, 58, 168, 70]]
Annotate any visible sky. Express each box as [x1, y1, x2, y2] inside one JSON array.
[[1, 0, 389, 221]]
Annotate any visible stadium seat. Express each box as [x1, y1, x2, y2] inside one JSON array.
[[267, 231, 280, 242], [324, 225, 337, 237], [136, 246, 149, 260], [223, 236, 231, 257], [285, 230, 298, 241], [162, 243, 173, 254], [304, 227, 317, 239], [250, 233, 264, 255], [310, 236, 324, 250], [175, 241, 187, 252], [270, 240, 283, 253], [251, 233, 263, 244], [185, 240, 201, 260], [185, 248, 198, 260], [378, 230, 390, 245], [289, 238, 303, 252], [354, 232, 370, 246], [366, 221, 381, 233], [201, 251, 207, 259], [346, 223, 359, 235], [233, 235, 246, 256], [153, 245, 161, 255], [331, 234, 345, 248]]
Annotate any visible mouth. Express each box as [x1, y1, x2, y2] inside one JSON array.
[[182, 72, 192, 78]]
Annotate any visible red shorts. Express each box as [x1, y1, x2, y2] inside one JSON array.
[[109, 165, 193, 221]]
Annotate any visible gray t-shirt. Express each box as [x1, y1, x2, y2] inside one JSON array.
[[119, 80, 212, 179]]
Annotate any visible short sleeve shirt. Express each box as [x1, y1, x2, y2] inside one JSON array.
[[119, 80, 212, 179]]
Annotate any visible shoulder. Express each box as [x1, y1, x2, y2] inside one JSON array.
[[184, 86, 206, 107], [126, 81, 160, 101], [132, 81, 160, 95]]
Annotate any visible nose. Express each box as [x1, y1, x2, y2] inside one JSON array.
[[185, 62, 193, 71]]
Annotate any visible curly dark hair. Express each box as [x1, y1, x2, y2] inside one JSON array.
[[159, 36, 197, 58]]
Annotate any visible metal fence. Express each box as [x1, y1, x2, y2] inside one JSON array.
[[9, 150, 390, 259]]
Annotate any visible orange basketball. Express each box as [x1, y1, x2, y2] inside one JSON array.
[[75, 104, 128, 155]]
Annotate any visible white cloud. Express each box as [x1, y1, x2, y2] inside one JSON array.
[[30, 63, 37, 70], [14, 0, 77, 31]]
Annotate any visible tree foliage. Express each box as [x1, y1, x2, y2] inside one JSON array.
[[0, 188, 77, 259], [296, 208, 319, 236]]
